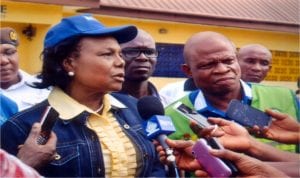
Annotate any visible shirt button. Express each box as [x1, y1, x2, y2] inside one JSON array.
[[97, 168, 101, 174], [54, 153, 61, 160], [124, 124, 130, 129], [143, 153, 149, 158]]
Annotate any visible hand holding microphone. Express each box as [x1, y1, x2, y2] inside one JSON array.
[[137, 96, 179, 178]]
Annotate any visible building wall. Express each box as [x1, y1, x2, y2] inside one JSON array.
[[97, 14, 299, 82], [1, 1, 62, 74], [1, 1, 299, 81]]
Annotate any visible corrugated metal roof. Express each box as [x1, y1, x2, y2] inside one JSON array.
[[100, 0, 299, 25], [12, 0, 300, 33]]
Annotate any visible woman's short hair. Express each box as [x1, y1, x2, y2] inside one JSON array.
[[33, 36, 82, 90]]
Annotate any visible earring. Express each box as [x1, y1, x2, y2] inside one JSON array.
[[68, 71, 75, 76]]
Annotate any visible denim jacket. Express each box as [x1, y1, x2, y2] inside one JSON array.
[[1, 93, 166, 177]]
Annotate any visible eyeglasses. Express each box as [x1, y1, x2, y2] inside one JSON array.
[[121, 47, 158, 60]]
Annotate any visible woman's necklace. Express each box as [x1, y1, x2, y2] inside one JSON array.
[[94, 104, 104, 113]]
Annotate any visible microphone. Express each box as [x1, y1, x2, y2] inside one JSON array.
[[137, 96, 179, 178]]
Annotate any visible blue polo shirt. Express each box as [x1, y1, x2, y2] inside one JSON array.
[[189, 80, 252, 119]]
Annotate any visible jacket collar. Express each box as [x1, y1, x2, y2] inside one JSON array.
[[48, 87, 126, 120]]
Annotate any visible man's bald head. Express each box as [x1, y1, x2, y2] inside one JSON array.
[[121, 29, 155, 48], [183, 31, 236, 65], [238, 44, 271, 59]]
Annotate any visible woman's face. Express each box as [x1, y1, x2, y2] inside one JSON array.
[[66, 36, 125, 93], [0, 44, 19, 89]]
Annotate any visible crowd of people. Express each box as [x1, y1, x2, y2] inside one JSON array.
[[0, 14, 299, 177]]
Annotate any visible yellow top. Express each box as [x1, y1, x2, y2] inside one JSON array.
[[48, 87, 137, 177]]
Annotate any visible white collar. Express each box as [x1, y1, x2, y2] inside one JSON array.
[[109, 94, 127, 109]]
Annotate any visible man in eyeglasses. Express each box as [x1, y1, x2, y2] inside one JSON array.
[[118, 29, 160, 99]]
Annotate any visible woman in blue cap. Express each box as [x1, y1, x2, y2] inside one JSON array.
[[1, 14, 166, 177]]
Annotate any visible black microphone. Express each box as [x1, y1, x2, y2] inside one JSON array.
[[137, 96, 179, 178]]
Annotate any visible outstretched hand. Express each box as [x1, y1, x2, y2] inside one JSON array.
[[191, 117, 253, 152], [252, 109, 300, 144], [209, 149, 288, 178], [155, 139, 204, 172]]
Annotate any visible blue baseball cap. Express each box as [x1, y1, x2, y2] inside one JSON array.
[[44, 14, 137, 48]]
